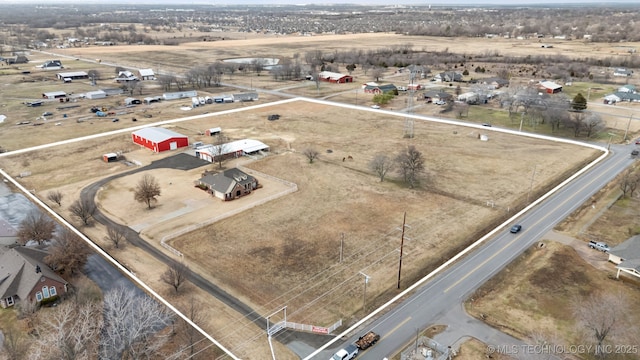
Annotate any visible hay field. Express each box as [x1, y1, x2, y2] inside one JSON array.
[[0, 32, 618, 357]]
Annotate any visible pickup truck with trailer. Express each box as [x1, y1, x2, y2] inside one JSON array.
[[589, 240, 610, 252], [355, 331, 380, 350], [330, 344, 358, 360]]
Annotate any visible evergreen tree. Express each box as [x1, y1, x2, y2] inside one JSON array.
[[572, 93, 588, 111]]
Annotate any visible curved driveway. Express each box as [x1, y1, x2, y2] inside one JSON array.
[[81, 153, 266, 327]]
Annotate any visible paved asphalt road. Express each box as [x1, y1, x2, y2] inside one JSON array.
[[303, 143, 636, 359]]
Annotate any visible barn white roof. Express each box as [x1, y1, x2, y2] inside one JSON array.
[[132, 127, 187, 143], [199, 139, 269, 156], [57, 71, 88, 78], [139, 68, 155, 77]]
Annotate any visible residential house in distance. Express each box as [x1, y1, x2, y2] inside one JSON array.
[[608, 235, 640, 281], [196, 168, 259, 201], [115, 70, 139, 83], [434, 71, 463, 82], [421, 90, 453, 103], [478, 77, 510, 89], [0, 247, 69, 308], [618, 84, 636, 93], [318, 71, 354, 83], [37, 60, 63, 70], [363, 83, 398, 95]]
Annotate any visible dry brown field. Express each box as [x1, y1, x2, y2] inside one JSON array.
[[2, 32, 637, 358], [1, 96, 599, 358]]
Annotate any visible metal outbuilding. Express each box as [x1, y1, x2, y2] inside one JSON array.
[[195, 139, 269, 162], [85, 90, 107, 100], [131, 127, 189, 153], [42, 91, 66, 99]]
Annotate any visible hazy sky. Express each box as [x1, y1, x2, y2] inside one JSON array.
[[5, 0, 639, 4]]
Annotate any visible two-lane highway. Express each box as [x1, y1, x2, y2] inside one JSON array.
[[308, 144, 635, 359]]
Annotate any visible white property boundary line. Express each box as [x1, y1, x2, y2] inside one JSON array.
[[301, 100, 610, 359], [0, 168, 242, 360], [0, 97, 608, 360]]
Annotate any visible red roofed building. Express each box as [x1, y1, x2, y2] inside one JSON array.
[[131, 127, 189, 153]]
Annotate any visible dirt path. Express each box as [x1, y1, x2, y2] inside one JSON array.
[[543, 230, 613, 272]]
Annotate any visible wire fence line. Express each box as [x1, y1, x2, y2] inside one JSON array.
[[160, 167, 298, 257]]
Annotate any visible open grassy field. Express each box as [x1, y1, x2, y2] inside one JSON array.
[[465, 239, 640, 359], [1, 95, 599, 357], [2, 31, 638, 358]]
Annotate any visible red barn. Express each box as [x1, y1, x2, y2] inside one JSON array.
[[131, 127, 189, 153]]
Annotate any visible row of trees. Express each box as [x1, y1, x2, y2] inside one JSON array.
[[304, 145, 426, 189]]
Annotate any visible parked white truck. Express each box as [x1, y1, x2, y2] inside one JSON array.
[[330, 344, 358, 360], [589, 240, 610, 252]]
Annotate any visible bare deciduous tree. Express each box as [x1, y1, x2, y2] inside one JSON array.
[[572, 291, 633, 360], [303, 147, 319, 163], [161, 260, 189, 293], [172, 297, 221, 359], [134, 174, 161, 209], [369, 153, 394, 182], [211, 133, 231, 169], [47, 190, 64, 206], [619, 169, 640, 198], [396, 145, 425, 188], [45, 227, 91, 276], [17, 210, 55, 245], [69, 198, 96, 226], [105, 225, 127, 249], [100, 287, 173, 360], [29, 299, 102, 360], [583, 113, 604, 138]]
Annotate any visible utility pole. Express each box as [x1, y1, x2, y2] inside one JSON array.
[[359, 272, 370, 311], [397, 212, 408, 289], [339, 233, 344, 263], [624, 114, 633, 142], [527, 165, 537, 203]]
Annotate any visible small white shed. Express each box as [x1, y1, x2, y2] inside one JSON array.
[[85, 90, 107, 100]]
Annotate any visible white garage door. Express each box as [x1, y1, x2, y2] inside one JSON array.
[[169, 141, 177, 150]]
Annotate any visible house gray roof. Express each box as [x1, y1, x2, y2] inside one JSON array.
[[481, 77, 509, 85], [132, 127, 187, 143], [436, 71, 462, 81], [609, 235, 640, 261], [199, 169, 254, 194], [423, 90, 452, 99], [0, 247, 66, 301], [612, 91, 640, 101], [364, 84, 397, 93], [616, 258, 640, 273]]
